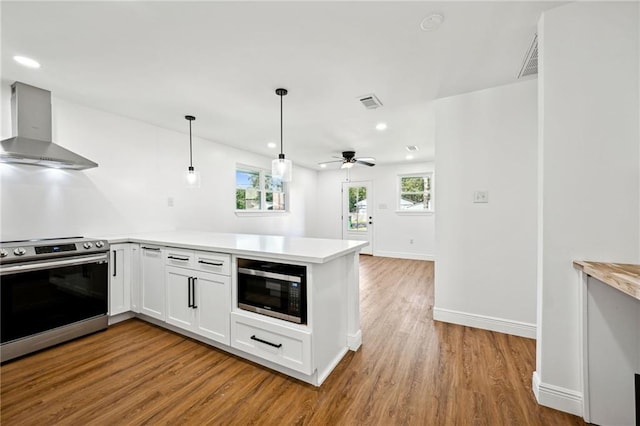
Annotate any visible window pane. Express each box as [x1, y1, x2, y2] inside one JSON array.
[[348, 187, 367, 232], [236, 189, 246, 209], [400, 194, 425, 210], [266, 174, 283, 192], [401, 177, 424, 192], [236, 169, 260, 189], [270, 192, 286, 211]]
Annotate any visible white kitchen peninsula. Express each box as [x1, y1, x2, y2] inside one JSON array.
[[104, 231, 368, 386]]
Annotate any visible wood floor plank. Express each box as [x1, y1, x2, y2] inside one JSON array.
[[1, 256, 586, 425]]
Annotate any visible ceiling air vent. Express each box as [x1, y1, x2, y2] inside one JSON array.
[[406, 145, 419, 152], [518, 33, 538, 79], [358, 94, 383, 109]]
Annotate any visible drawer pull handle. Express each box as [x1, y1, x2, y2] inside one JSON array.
[[250, 335, 282, 348], [198, 260, 223, 266], [142, 247, 160, 251], [168, 255, 190, 261]]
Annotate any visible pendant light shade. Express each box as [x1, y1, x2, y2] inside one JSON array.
[[183, 115, 201, 188], [272, 88, 292, 182]]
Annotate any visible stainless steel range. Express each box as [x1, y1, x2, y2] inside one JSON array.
[[0, 237, 109, 362]]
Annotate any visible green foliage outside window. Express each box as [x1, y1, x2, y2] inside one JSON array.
[[400, 175, 432, 210], [236, 167, 285, 211]]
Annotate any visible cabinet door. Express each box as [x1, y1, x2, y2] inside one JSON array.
[[195, 271, 230, 345], [129, 244, 140, 313], [109, 244, 130, 316], [166, 266, 196, 331], [140, 246, 165, 320]]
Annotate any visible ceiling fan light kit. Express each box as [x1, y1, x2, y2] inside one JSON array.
[[272, 88, 292, 182]]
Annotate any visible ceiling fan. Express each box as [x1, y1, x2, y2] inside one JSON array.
[[319, 151, 376, 169]]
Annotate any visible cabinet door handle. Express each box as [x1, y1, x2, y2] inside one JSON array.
[[250, 335, 282, 348], [198, 260, 223, 266], [187, 277, 193, 308], [112, 250, 117, 277], [142, 247, 160, 251], [168, 255, 190, 261], [192, 277, 198, 309]]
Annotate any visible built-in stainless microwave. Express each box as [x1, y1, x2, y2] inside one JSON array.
[[237, 259, 306, 324]]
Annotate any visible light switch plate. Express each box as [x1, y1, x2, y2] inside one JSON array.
[[473, 191, 489, 203]]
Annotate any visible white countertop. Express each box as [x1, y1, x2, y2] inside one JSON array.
[[100, 230, 368, 264]]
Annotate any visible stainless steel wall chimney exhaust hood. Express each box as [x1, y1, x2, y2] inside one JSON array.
[[0, 82, 98, 170]]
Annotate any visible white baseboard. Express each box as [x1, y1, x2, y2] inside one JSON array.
[[532, 371, 583, 417], [108, 311, 135, 325], [432, 306, 536, 339], [373, 250, 435, 261], [347, 330, 362, 351]]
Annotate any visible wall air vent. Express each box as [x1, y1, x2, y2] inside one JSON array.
[[406, 145, 419, 152], [358, 94, 383, 109], [518, 33, 538, 79]]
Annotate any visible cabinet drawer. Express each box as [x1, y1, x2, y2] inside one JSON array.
[[194, 251, 230, 276], [230, 313, 312, 375], [165, 248, 195, 268]]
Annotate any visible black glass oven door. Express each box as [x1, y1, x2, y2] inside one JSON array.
[[1, 258, 108, 344]]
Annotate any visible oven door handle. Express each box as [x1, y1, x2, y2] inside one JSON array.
[[0, 254, 108, 275]]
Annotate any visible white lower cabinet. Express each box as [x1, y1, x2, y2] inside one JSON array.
[[109, 243, 131, 316], [230, 312, 312, 375], [140, 245, 165, 320], [165, 262, 230, 345]]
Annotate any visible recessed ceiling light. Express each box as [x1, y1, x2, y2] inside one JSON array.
[[406, 154, 414, 160], [375, 122, 387, 131], [267, 142, 277, 149], [319, 164, 327, 168], [13, 55, 41, 69], [420, 13, 444, 32]]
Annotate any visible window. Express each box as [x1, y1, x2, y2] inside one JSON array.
[[398, 173, 432, 212], [236, 166, 286, 212]]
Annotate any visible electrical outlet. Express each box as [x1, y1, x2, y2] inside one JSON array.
[[409, 239, 414, 244], [473, 191, 489, 203], [167, 197, 174, 207]]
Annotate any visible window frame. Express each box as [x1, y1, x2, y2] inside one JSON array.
[[235, 164, 288, 215], [396, 172, 434, 214]]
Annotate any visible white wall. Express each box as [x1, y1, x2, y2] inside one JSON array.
[[313, 162, 435, 260], [534, 1, 639, 416], [433, 79, 538, 338], [0, 89, 318, 240]]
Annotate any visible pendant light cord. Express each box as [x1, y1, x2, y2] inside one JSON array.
[[280, 92, 283, 155], [185, 115, 196, 169], [189, 119, 193, 167]]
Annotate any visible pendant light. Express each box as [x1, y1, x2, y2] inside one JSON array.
[[272, 88, 292, 182], [183, 115, 200, 188]]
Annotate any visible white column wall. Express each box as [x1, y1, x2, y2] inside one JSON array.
[[534, 1, 639, 416], [433, 79, 538, 338]]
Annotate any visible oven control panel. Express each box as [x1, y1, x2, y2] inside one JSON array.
[[0, 237, 109, 264]]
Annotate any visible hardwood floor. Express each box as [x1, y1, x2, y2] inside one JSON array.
[[1, 256, 585, 425]]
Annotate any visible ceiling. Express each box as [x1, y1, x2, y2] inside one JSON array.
[[0, 1, 560, 170]]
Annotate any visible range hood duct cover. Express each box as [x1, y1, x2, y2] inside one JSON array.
[[0, 82, 98, 170]]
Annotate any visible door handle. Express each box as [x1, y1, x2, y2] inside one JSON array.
[[192, 277, 198, 309], [112, 250, 117, 277], [187, 277, 193, 308]]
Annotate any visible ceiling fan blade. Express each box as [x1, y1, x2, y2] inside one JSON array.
[[318, 159, 343, 166], [355, 159, 376, 167], [355, 157, 375, 162]]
